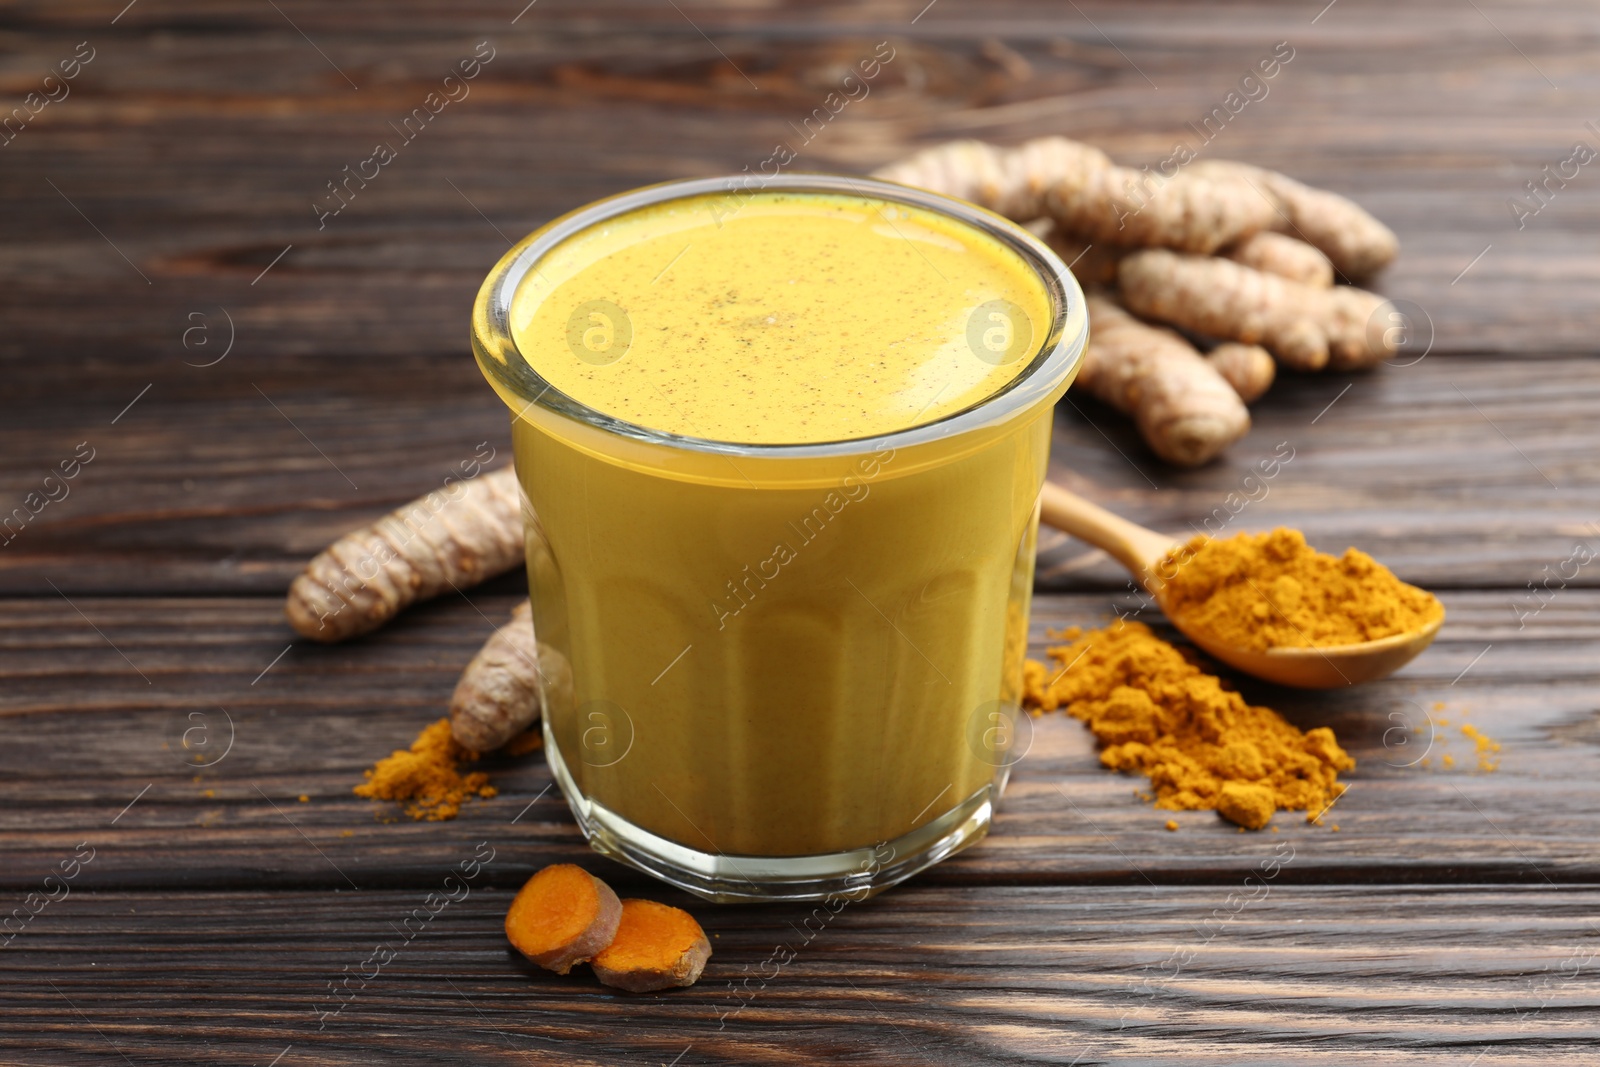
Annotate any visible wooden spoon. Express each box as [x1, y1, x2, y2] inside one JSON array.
[[1037, 480, 1443, 689]]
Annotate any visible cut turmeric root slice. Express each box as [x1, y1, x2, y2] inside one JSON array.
[[504, 864, 622, 975], [591, 898, 712, 993]]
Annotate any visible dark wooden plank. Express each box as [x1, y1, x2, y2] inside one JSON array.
[[1040, 348, 1600, 592], [0, 353, 517, 596], [1, 882, 1593, 1065], [3, 351, 1595, 594], [1, 1, 1595, 1058], [4, 0, 1598, 594], [0, 0, 1597, 366], [2, 590, 1596, 892]]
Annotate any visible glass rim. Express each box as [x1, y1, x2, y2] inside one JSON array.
[[472, 173, 1088, 460]]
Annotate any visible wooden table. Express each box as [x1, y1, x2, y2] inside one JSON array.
[[4, 1, 1597, 1062]]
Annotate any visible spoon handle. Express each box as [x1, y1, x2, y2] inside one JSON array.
[[1038, 481, 1183, 591]]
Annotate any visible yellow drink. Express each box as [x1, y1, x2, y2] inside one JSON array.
[[473, 176, 1086, 901], [508, 191, 1051, 443]]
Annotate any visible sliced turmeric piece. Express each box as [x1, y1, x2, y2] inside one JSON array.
[[504, 864, 622, 975], [591, 899, 712, 993]]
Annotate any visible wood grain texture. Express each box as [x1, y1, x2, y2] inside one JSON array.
[[3, 351, 1598, 595], [2, 592, 1594, 893], [3, 884, 1596, 1065], [2, 0, 1597, 598], [1, 0, 1598, 362], [3, 0, 1597, 1061]]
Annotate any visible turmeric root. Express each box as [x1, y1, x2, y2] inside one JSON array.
[[1204, 343, 1276, 403], [1047, 225, 1331, 294], [1039, 226, 1124, 288], [874, 137, 1278, 253], [1079, 296, 1250, 467], [874, 138, 1400, 458], [875, 139, 1087, 228], [1190, 159, 1399, 280], [1222, 231, 1333, 288], [1118, 250, 1397, 371], [591, 899, 712, 993], [285, 466, 524, 642], [505, 864, 623, 975], [450, 600, 541, 751]]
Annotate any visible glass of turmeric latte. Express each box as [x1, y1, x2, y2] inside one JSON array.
[[472, 175, 1086, 902]]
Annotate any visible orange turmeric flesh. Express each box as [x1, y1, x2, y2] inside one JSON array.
[[504, 864, 622, 975], [591, 899, 712, 993]]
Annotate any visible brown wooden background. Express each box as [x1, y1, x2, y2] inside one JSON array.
[[3, 1, 1598, 1063]]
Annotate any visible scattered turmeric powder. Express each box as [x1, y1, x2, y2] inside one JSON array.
[[1461, 723, 1502, 772], [504, 729, 545, 757], [354, 718, 497, 821], [592, 899, 713, 993], [1023, 620, 1353, 829], [1160, 528, 1443, 651]]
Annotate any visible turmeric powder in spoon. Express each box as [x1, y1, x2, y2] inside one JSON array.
[[1159, 528, 1443, 652]]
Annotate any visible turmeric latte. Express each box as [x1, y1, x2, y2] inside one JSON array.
[[492, 186, 1070, 859], [1159, 528, 1443, 651], [508, 190, 1052, 444]]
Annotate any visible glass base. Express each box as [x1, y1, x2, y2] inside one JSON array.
[[544, 726, 999, 903]]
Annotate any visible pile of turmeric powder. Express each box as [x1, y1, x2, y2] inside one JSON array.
[[1023, 620, 1353, 829], [1160, 528, 1443, 651], [354, 718, 497, 821]]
